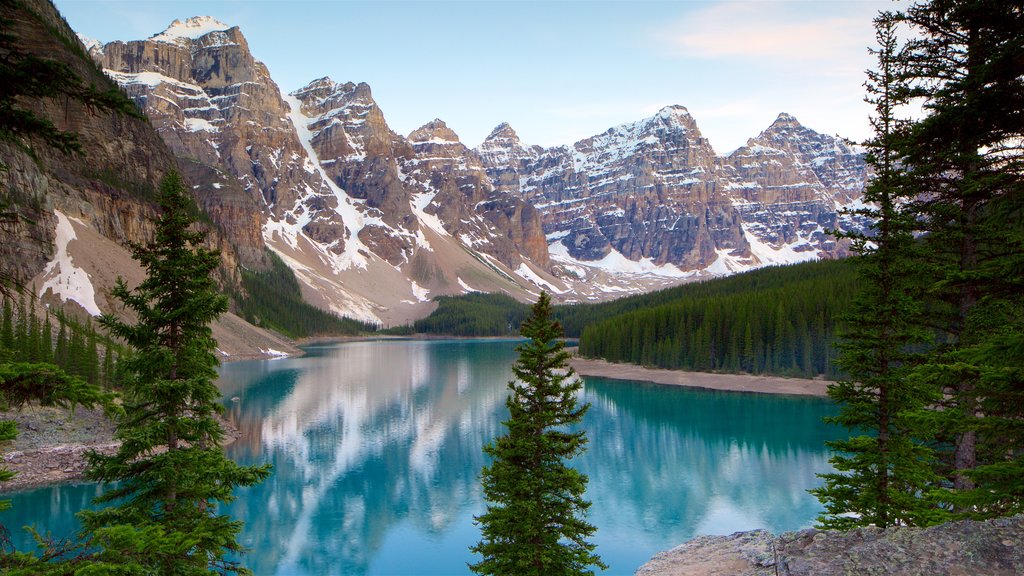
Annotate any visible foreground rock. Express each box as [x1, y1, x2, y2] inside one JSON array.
[[1, 404, 240, 492], [636, 516, 1024, 576]]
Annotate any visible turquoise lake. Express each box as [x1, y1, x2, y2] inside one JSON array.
[[4, 339, 841, 574]]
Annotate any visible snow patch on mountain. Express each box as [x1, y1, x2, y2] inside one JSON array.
[[515, 262, 565, 294], [549, 241, 694, 279], [37, 211, 102, 316], [281, 92, 372, 271], [742, 224, 821, 267], [76, 33, 102, 54], [150, 16, 230, 43]]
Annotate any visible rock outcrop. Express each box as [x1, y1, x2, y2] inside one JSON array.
[[635, 516, 1024, 576], [0, 1, 298, 357]]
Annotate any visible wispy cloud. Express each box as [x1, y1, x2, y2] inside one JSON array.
[[656, 2, 870, 62]]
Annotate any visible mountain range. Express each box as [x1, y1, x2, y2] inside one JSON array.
[[1, 3, 869, 352]]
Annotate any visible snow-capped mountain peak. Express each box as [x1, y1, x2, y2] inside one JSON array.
[[409, 119, 461, 144], [150, 16, 231, 43], [76, 33, 102, 53]]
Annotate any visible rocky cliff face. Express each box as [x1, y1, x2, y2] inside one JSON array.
[[477, 108, 867, 292], [635, 516, 1024, 576], [0, 1, 297, 357], [91, 22, 555, 323]]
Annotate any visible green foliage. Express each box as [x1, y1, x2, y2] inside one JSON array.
[[578, 260, 856, 378], [470, 292, 605, 576], [408, 260, 856, 379], [78, 171, 270, 574], [414, 293, 530, 336], [0, 292, 119, 389], [889, 0, 1024, 518], [812, 15, 943, 529], [233, 251, 377, 338], [815, 0, 1024, 527]]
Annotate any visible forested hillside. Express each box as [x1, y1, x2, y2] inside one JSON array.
[[403, 260, 857, 378], [233, 252, 379, 338], [578, 261, 857, 377], [406, 293, 531, 336], [1, 293, 118, 388]]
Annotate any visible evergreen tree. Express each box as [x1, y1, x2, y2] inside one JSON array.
[[1, 296, 12, 350], [13, 293, 26, 356], [893, 0, 1024, 516], [40, 311, 52, 364], [101, 345, 114, 389], [812, 14, 943, 529], [79, 171, 270, 574], [470, 291, 605, 576], [54, 315, 67, 367]]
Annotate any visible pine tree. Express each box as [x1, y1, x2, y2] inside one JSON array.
[[101, 345, 114, 389], [470, 291, 605, 576], [39, 311, 52, 364], [13, 293, 26, 357], [79, 171, 270, 574], [0, 295, 13, 352], [54, 315, 67, 367], [812, 13, 943, 529], [892, 0, 1024, 516]]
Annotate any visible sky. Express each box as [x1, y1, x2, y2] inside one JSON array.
[[53, 0, 899, 153]]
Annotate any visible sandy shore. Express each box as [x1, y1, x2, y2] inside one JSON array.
[[569, 356, 831, 397]]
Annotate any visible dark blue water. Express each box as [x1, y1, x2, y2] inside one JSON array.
[[3, 339, 840, 574]]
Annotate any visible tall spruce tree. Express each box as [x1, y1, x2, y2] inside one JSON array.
[[470, 291, 605, 576], [812, 14, 943, 529], [79, 171, 270, 574], [893, 0, 1024, 516]]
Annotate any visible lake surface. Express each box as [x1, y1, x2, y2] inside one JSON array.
[[5, 339, 840, 574]]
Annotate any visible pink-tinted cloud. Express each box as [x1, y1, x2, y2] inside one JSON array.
[[657, 2, 871, 61]]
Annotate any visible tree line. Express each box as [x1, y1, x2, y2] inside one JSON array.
[[577, 260, 856, 378], [232, 251, 378, 338], [1, 293, 118, 389]]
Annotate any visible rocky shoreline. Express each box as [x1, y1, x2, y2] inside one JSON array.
[[636, 516, 1024, 575], [568, 353, 831, 397], [0, 404, 239, 493]]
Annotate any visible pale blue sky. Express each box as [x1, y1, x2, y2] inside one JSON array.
[[54, 0, 896, 152]]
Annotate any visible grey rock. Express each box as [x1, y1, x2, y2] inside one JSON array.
[[636, 516, 1024, 576]]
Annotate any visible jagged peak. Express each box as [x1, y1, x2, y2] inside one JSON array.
[[769, 112, 802, 129], [656, 104, 691, 118], [353, 82, 372, 99], [151, 16, 232, 44], [304, 76, 337, 90], [409, 119, 460, 144], [484, 122, 520, 144], [76, 33, 102, 53]]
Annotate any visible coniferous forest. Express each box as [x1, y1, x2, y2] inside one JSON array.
[[404, 259, 857, 379], [1, 293, 118, 389], [232, 251, 379, 338], [576, 260, 855, 377]]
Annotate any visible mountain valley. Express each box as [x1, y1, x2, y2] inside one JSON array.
[[3, 5, 871, 339]]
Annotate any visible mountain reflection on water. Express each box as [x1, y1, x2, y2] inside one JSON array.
[[5, 339, 839, 575]]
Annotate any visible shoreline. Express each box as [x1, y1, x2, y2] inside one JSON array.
[[569, 355, 831, 397], [0, 406, 240, 494]]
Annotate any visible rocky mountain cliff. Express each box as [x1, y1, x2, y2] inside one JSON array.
[[12, 7, 872, 328], [89, 18, 554, 324], [476, 107, 868, 294], [0, 0, 296, 358]]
